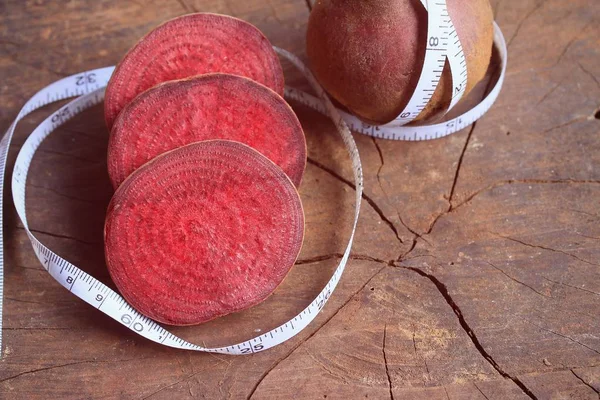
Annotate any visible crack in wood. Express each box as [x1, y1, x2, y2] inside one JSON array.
[[448, 122, 477, 206], [245, 265, 387, 399], [296, 253, 343, 265], [382, 324, 395, 400], [0, 38, 23, 48], [304, 348, 351, 385], [372, 137, 385, 190], [420, 118, 479, 238], [574, 232, 600, 241], [33, 148, 105, 164], [371, 137, 424, 243], [541, 116, 589, 134], [417, 177, 600, 242], [307, 157, 404, 244], [187, 381, 194, 398], [2, 326, 74, 331], [412, 327, 432, 384], [398, 238, 418, 262], [216, 360, 233, 398], [535, 76, 566, 107], [175, 0, 196, 13], [10, 264, 45, 271], [2, 326, 73, 331], [542, 277, 600, 297], [17, 226, 101, 246], [295, 252, 394, 266], [397, 265, 539, 400], [26, 182, 106, 205], [507, 0, 547, 48], [520, 318, 600, 356], [0, 357, 151, 384], [58, 127, 108, 143], [493, 0, 504, 19], [473, 382, 491, 400], [578, 62, 600, 89], [485, 261, 552, 298], [402, 254, 438, 263], [496, 234, 600, 267], [461, 178, 600, 207], [141, 369, 205, 400], [265, 0, 285, 25], [571, 369, 600, 396], [5, 296, 71, 306], [547, 364, 600, 372], [552, 20, 594, 69], [564, 208, 600, 219]]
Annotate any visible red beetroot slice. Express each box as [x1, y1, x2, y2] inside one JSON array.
[[108, 73, 306, 188], [104, 13, 284, 129], [104, 140, 305, 326]]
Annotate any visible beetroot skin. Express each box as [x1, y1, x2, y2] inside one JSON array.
[[104, 13, 284, 129], [104, 140, 305, 326], [108, 74, 306, 189]]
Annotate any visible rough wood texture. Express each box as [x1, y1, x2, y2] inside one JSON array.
[[0, 0, 599, 399]]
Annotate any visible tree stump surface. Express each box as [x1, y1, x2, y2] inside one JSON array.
[[1, 0, 599, 399]]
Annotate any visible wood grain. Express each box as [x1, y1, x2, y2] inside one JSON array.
[[1, 0, 599, 398]]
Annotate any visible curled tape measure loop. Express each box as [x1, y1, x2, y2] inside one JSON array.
[[2, 58, 361, 356], [286, 22, 507, 140]]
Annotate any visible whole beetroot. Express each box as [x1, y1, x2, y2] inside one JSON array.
[[306, 0, 494, 124]]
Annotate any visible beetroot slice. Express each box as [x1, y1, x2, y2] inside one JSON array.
[[104, 13, 284, 129], [104, 140, 305, 326], [108, 74, 306, 189]]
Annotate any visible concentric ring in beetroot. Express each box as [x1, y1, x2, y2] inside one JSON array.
[[108, 74, 306, 189], [104, 140, 305, 326], [104, 13, 284, 129]]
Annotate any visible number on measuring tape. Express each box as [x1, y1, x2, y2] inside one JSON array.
[[75, 72, 97, 86], [51, 107, 69, 123], [288, 22, 507, 141]]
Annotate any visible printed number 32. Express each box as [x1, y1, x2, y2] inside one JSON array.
[[75, 73, 96, 86]]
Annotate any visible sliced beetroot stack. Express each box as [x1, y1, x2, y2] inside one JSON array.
[[103, 13, 308, 326], [105, 140, 304, 326], [108, 74, 306, 189], [104, 13, 284, 129]]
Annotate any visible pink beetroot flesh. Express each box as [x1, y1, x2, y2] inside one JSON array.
[[104, 140, 305, 326], [108, 74, 306, 189], [104, 13, 284, 129]]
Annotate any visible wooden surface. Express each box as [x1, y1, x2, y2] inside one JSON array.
[[1, 0, 599, 399]]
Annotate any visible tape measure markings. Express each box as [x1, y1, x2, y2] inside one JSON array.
[[446, 18, 468, 111], [6, 56, 361, 354], [286, 22, 507, 141], [380, 0, 469, 126], [391, 0, 449, 124]]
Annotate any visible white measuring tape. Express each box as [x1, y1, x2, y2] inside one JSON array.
[[290, 20, 507, 140], [4, 59, 362, 355], [0, 0, 507, 355], [390, 0, 467, 125]]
